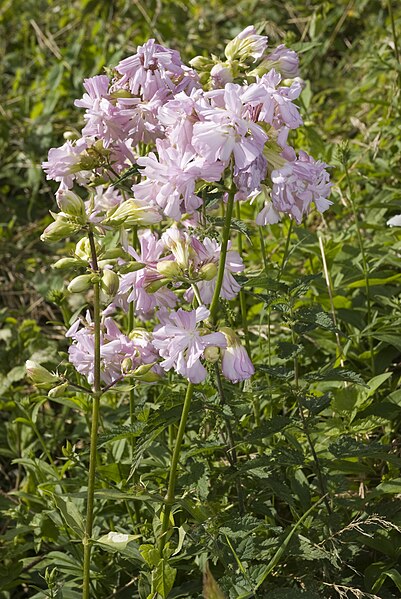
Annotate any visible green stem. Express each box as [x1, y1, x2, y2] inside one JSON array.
[[82, 229, 102, 599], [236, 202, 251, 356], [277, 219, 293, 282], [388, 0, 401, 86], [344, 164, 374, 374], [159, 382, 194, 553], [209, 185, 236, 324]]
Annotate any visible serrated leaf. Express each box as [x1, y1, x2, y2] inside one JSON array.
[[304, 368, 366, 386]]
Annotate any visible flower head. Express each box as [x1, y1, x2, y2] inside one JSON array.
[[153, 307, 226, 383]]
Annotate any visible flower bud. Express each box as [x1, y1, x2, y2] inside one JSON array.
[[210, 63, 233, 87], [189, 55, 214, 70], [48, 382, 69, 398], [145, 278, 169, 293], [26, 360, 59, 387], [104, 199, 162, 227], [225, 26, 267, 63], [101, 269, 119, 296], [199, 263, 218, 281], [119, 261, 145, 274], [56, 189, 86, 218], [75, 237, 98, 260], [121, 357, 133, 374], [204, 345, 221, 363], [156, 260, 181, 278], [67, 274, 93, 293], [63, 130, 79, 141], [132, 363, 161, 382], [40, 217, 81, 243], [53, 257, 86, 270]]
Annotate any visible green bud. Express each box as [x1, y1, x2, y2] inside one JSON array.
[[67, 274, 93, 293], [63, 130, 79, 141], [119, 261, 145, 274], [132, 363, 160, 383], [48, 382, 69, 398], [101, 269, 119, 296], [26, 360, 59, 387], [200, 262, 218, 281], [40, 217, 81, 243], [103, 199, 161, 227], [53, 257, 86, 270], [57, 190, 86, 218], [204, 345, 221, 363], [189, 55, 214, 70], [156, 260, 181, 278], [121, 357, 133, 374], [145, 278, 169, 293]]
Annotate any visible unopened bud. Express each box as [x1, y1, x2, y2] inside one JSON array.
[[189, 55, 214, 70], [133, 363, 160, 382], [200, 263, 218, 281], [120, 261, 145, 274], [41, 217, 81, 243], [48, 382, 69, 398], [101, 269, 119, 296], [53, 257, 86, 270], [56, 190, 86, 218], [210, 63, 233, 87], [146, 278, 169, 293], [121, 358, 133, 374], [104, 199, 162, 227], [67, 274, 93, 293], [204, 346, 221, 363], [63, 130, 79, 141], [26, 360, 59, 387], [156, 260, 181, 278]]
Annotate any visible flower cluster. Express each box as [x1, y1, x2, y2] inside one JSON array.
[[39, 26, 332, 389]]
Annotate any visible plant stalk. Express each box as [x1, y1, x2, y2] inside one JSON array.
[[209, 185, 236, 324], [82, 229, 102, 599], [159, 382, 194, 553]]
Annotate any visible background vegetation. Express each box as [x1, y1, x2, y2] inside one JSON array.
[[1, 1, 401, 597]]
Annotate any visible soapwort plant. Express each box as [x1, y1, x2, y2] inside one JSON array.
[[27, 26, 332, 598]]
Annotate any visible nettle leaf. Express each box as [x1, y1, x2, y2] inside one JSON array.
[[329, 437, 391, 460], [293, 306, 340, 334], [98, 423, 145, 446], [289, 274, 323, 297], [245, 416, 292, 443], [257, 365, 294, 380], [276, 342, 303, 360], [300, 393, 331, 415], [304, 368, 366, 386]]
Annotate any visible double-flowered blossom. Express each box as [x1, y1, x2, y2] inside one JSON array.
[[153, 307, 226, 383], [41, 26, 333, 390], [257, 150, 332, 225], [66, 314, 158, 386]]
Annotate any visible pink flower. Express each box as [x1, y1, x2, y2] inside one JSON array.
[[242, 70, 303, 130], [133, 139, 224, 220], [234, 154, 267, 201], [221, 328, 254, 383], [261, 45, 299, 79], [42, 138, 91, 189], [114, 39, 199, 100], [193, 83, 267, 170], [153, 307, 226, 383], [66, 313, 157, 386], [109, 230, 176, 319], [186, 236, 244, 304], [270, 151, 332, 224]]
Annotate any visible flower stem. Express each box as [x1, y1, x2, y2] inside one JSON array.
[[277, 219, 293, 282], [236, 202, 251, 356], [159, 382, 194, 553], [209, 185, 236, 324], [82, 229, 102, 599]]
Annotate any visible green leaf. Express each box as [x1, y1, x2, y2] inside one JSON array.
[[52, 495, 84, 536], [151, 558, 176, 599]]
